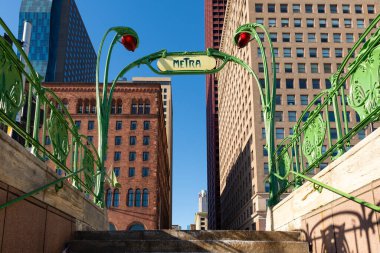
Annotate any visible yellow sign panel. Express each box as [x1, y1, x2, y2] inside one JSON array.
[[157, 55, 217, 72]]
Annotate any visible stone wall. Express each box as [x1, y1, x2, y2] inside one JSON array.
[[0, 131, 107, 253], [271, 128, 380, 252]]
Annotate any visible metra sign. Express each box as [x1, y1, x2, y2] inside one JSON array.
[[157, 55, 217, 71]]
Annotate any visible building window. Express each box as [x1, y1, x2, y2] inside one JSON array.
[[258, 63, 264, 73], [142, 189, 149, 207], [295, 33, 303, 42], [45, 136, 51, 145], [88, 121, 94, 130], [143, 121, 150, 130], [355, 4, 362, 14], [135, 189, 141, 207], [281, 18, 289, 27], [129, 167, 135, 177], [357, 19, 364, 28], [268, 4, 275, 12], [311, 63, 319, 73], [299, 79, 307, 89], [276, 128, 284, 139], [106, 189, 112, 208], [288, 111, 297, 122], [285, 63, 292, 73], [116, 121, 122, 130], [330, 4, 337, 13], [75, 120, 81, 129], [344, 19, 352, 28], [346, 33, 354, 43], [130, 136, 137, 145], [263, 145, 268, 156], [262, 128, 266, 139], [275, 111, 283, 122], [142, 167, 149, 177], [368, 5, 375, 14], [296, 48, 304, 57], [269, 33, 277, 42], [113, 189, 120, 207], [321, 33, 328, 43], [332, 19, 339, 28], [319, 19, 326, 28], [265, 183, 270, 192], [130, 121, 137, 130], [293, 4, 300, 13], [305, 4, 312, 13], [343, 5, 350, 14], [333, 33, 341, 43], [306, 19, 314, 28], [286, 79, 294, 88], [308, 33, 316, 42], [114, 167, 120, 177], [294, 19, 301, 28], [301, 95, 309, 105], [255, 4, 263, 12], [322, 48, 330, 58], [309, 48, 317, 58], [287, 95, 295, 105], [264, 163, 269, 174], [312, 79, 320, 89], [280, 4, 287, 13], [127, 188, 134, 207], [129, 152, 136, 161], [284, 48, 291, 58], [358, 130, 365, 140], [275, 95, 282, 105], [269, 18, 276, 27], [331, 128, 338, 139], [87, 136, 93, 144], [298, 63, 306, 73], [115, 136, 121, 146], [144, 100, 150, 114], [324, 63, 332, 73], [131, 101, 137, 114], [114, 152, 121, 161], [282, 33, 290, 42], [335, 48, 343, 58], [143, 136, 150, 145], [143, 152, 149, 161], [317, 4, 325, 13]]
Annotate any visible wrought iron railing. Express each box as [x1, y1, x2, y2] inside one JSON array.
[[271, 14, 380, 212], [0, 18, 103, 208]]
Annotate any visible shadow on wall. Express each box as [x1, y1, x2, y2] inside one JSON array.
[[299, 201, 380, 253], [220, 137, 255, 230]]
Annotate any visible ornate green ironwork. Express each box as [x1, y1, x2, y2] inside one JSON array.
[[348, 45, 380, 122], [0, 47, 24, 120], [302, 114, 326, 165], [0, 18, 102, 209]]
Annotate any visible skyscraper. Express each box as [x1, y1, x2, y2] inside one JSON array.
[[18, 0, 96, 82], [204, 0, 227, 230], [198, 190, 208, 213], [218, 0, 378, 230]]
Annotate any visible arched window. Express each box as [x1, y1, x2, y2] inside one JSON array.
[[135, 189, 141, 207], [77, 99, 83, 114], [138, 99, 144, 114], [91, 99, 96, 114], [113, 189, 120, 207], [142, 189, 149, 207], [106, 188, 112, 208], [128, 223, 145, 231], [127, 188, 134, 207], [111, 99, 116, 114], [117, 99, 122, 114], [84, 99, 90, 114], [62, 98, 68, 110], [131, 99, 137, 114], [144, 99, 150, 114]]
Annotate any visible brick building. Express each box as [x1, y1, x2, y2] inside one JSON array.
[[42, 81, 171, 230]]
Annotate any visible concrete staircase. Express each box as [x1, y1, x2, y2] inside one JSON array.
[[68, 230, 309, 253]]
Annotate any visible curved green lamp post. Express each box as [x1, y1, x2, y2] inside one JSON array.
[[94, 27, 139, 206]]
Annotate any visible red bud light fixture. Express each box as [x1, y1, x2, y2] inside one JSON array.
[[236, 32, 251, 48], [121, 34, 138, 52]]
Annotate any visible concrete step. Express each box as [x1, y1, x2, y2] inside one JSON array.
[[74, 230, 303, 242], [68, 239, 309, 253]]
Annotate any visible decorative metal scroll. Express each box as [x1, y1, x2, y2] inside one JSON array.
[[47, 110, 69, 164], [302, 114, 327, 165], [276, 150, 291, 189], [0, 48, 24, 120], [82, 149, 95, 191], [348, 45, 380, 122]]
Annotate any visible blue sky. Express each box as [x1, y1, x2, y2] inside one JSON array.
[[0, 0, 207, 229]]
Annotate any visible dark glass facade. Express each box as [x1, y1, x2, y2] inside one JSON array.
[[18, 0, 96, 82]]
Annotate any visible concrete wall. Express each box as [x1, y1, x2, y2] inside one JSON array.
[[271, 128, 380, 252], [0, 131, 107, 253]]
